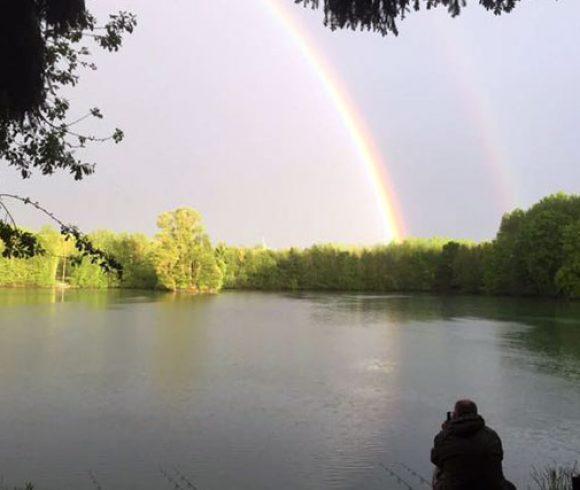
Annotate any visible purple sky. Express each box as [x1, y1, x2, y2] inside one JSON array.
[[3, 0, 579, 247]]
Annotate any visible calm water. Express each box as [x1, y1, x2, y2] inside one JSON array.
[[0, 290, 578, 489]]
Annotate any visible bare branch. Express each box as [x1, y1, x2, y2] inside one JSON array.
[[0, 198, 18, 229], [0, 193, 69, 229]]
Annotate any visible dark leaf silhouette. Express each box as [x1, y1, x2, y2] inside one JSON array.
[[296, 0, 524, 36]]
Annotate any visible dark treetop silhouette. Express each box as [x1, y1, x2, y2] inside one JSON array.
[[1, 0, 88, 121], [0, 0, 135, 270], [296, 0, 523, 36]]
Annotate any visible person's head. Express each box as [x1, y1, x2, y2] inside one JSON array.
[[453, 399, 478, 418]]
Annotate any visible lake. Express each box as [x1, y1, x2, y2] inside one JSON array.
[[0, 290, 578, 489]]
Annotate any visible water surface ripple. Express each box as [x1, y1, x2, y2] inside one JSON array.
[[0, 290, 578, 489]]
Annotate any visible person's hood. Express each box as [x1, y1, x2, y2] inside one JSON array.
[[448, 414, 485, 437]]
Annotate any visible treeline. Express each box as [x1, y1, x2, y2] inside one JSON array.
[[1, 194, 579, 298], [220, 193, 580, 298], [0, 209, 222, 293]]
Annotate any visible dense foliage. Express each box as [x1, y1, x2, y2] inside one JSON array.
[[0, 208, 221, 293], [296, 0, 525, 37], [219, 194, 580, 299], [0, 195, 579, 298], [153, 209, 223, 292]]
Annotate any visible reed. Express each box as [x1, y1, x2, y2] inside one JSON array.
[[530, 464, 578, 490]]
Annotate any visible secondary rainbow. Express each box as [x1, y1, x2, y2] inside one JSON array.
[[263, 0, 406, 243], [433, 19, 518, 212]]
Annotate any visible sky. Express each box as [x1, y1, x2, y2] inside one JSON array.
[[3, 0, 580, 248]]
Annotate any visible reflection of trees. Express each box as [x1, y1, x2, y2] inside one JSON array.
[[302, 293, 496, 324], [0, 288, 159, 309], [0, 288, 59, 307], [502, 314, 580, 380], [151, 294, 214, 397], [302, 293, 580, 376]]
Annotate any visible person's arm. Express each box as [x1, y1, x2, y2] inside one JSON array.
[[487, 429, 504, 461], [484, 428, 506, 485], [492, 433, 505, 479], [431, 432, 444, 467]]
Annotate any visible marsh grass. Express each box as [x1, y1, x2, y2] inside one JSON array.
[[530, 464, 578, 490], [0, 482, 33, 490], [1, 464, 577, 489]]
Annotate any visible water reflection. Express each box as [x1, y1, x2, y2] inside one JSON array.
[[151, 295, 214, 396], [300, 292, 580, 377], [0, 290, 578, 489]]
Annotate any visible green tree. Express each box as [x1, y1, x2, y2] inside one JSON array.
[[484, 209, 530, 295], [519, 194, 580, 296], [484, 194, 580, 297], [110, 233, 157, 289], [556, 221, 580, 299], [453, 244, 487, 293], [37, 226, 76, 284], [435, 241, 461, 292], [0, 229, 57, 288], [215, 245, 245, 288], [153, 208, 222, 292], [68, 230, 119, 288]]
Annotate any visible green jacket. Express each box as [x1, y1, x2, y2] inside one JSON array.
[[431, 414, 506, 490]]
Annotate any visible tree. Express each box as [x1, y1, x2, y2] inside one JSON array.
[[297, 0, 528, 37], [0, 1, 135, 269], [484, 209, 530, 295], [0, 226, 60, 287], [108, 233, 157, 289], [153, 208, 223, 292], [453, 243, 487, 293], [556, 221, 580, 299], [1, 1, 134, 121], [520, 194, 580, 296], [519, 209, 569, 296], [37, 225, 76, 283], [483, 194, 580, 297], [0, 8, 135, 179], [435, 241, 461, 292]]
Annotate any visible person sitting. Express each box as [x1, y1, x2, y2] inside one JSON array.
[[431, 399, 516, 490]]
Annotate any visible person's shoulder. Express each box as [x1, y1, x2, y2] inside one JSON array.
[[481, 424, 500, 437], [434, 429, 447, 444], [480, 424, 503, 445]]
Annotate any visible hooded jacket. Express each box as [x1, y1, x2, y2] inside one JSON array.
[[431, 414, 505, 490]]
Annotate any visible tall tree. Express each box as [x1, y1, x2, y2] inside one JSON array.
[[556, 221, 580, 299], [435, 241, 460, 292], [108, 233, 157, 289], [154, 208, 223, 292]]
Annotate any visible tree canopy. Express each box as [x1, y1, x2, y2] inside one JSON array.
[[154, 208, 223, 292], [296, 0, 524, 36]]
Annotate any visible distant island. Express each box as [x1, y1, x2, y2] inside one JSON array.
[[1, 193, 579, 299]]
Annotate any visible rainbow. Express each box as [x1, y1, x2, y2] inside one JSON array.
[[432, 18, 518, 212], [262, 0, 406, 243]]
